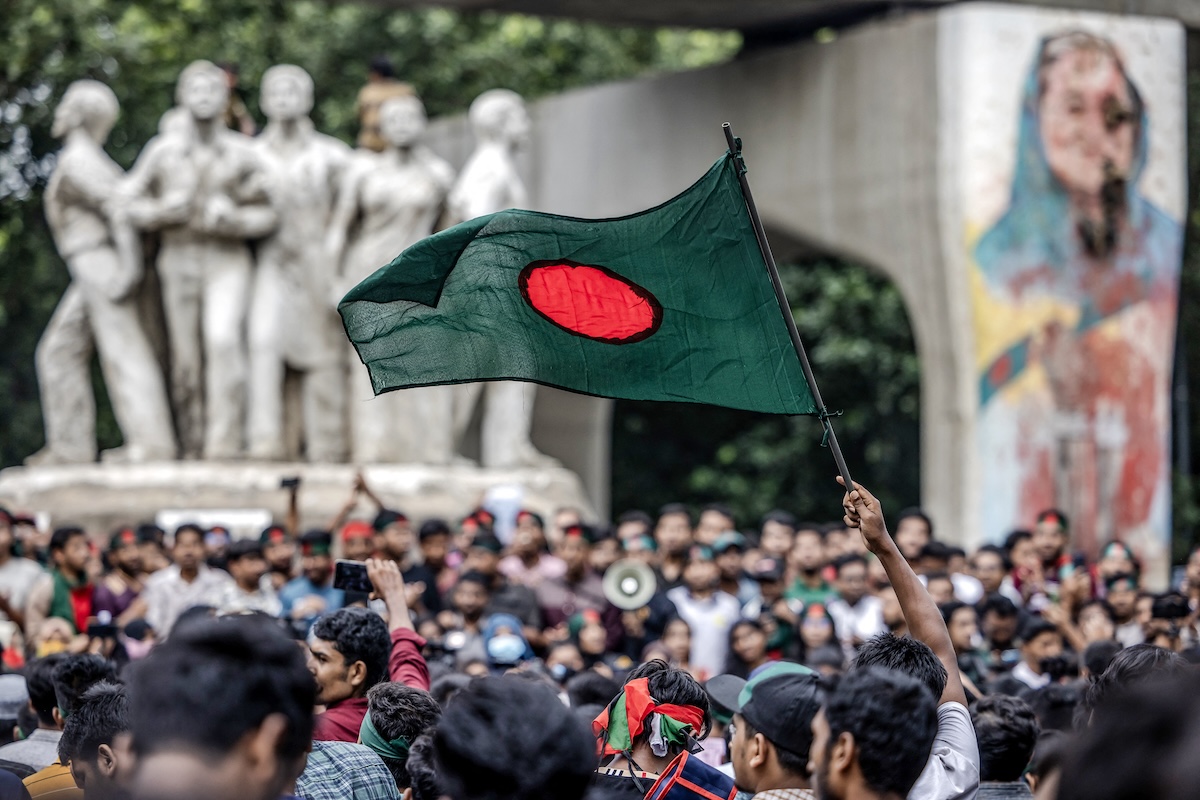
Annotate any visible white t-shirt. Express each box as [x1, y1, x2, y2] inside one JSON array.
[[0, 557, 45, 619], [666, 587, 742, 681], [908, 702, 980, 800]]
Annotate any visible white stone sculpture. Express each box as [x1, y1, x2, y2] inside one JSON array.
[[447, 90, 557, 469], [26, 80, 177, 466], [246, 65, 351, 462], [123, 60, 277, 460], [327, 95, 456, 464]]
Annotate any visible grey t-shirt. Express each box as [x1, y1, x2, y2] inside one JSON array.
[[908, 702, 980, 800]]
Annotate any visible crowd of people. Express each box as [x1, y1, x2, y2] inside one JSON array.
[[0, 474, 1195, 800]]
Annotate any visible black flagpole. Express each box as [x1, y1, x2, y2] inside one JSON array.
[[722, 122, 855, 493]]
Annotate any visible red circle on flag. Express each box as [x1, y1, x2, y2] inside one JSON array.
[[518, 260, 663, 344]]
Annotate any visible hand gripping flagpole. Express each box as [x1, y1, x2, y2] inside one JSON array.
[[722, 122, 855, 494]]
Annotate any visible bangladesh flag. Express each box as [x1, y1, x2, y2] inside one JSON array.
[[339, 152, 817, 415]]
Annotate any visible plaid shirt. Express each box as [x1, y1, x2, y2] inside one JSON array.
[[752, 788, 817, 800], [296, 741, 400, 800]]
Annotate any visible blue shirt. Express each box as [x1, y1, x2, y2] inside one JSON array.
[[279, 577, 344, 629]]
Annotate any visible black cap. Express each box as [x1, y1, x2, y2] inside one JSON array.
[[299, 529, 333, 556], [748, 556, 784, 582], [470, 534, 504, 555], [706, 663, 822, 756]]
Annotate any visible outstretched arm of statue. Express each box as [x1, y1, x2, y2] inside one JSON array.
[[324, 165, 363, 302]]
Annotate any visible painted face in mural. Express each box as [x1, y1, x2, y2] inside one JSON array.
[[1039, 46, 1136, 203]]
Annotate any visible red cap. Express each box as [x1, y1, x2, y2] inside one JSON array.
[[341, 521, 374, 541]]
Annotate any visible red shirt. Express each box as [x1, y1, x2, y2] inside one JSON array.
[[313, 627, 430, 743]]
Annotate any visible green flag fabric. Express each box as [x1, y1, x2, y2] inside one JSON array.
[[338, 152, 817, 415]]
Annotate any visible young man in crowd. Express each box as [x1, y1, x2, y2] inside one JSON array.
[[499, 511, 564, 590], [807, 667, 939, 800], [615, 510, 653, 545], [970, 547, 1021, 606], [217, 540, 281, 617], [25, 654, 118, 799], [714, 532, 757, 605], [126, 615, 314, 800], [970, 695, 1039, 798], [0, 655, 63, 773], [0, 509, 46, 631], [260, 524, 297, 592], [825, 554, 885, 660], [56, 682, 129, 800], [279, 530, 343, 631], [1031, 510, 1070, 595], [356, 683, 441, 791], [695, 503, 736, 548], [940, 601, 988, 695], [93, 529, 144, 623], [654, 504, 693, 588], [1104, 573, 1144, 647], [339, 521, 376, 564], [785, 526, 834, 606], [461, 535, 541, 636], [891, 508, 934, 564], [719, 663, 824, 800], [979, 595, 1021, 665], [310, 559, 428, 742], [416, 519, 454, 604], [840, 479, 980, 800], [141, 524, 232, 637], [666, 545, 742, 681], [989, 619, 1063, 695], [26, 527, 94, 638], [538, 525, 620, 651], [759, 511, 797, 561]]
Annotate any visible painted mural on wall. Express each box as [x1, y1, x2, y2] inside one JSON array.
[[966, 15, 1185, 571]]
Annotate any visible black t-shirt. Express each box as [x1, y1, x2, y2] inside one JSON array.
[[403, 564, 443, 614], [591, 770, 653, 800]]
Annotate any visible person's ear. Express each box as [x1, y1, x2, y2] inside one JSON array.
[[748, 732, 768, 769], [96, 743, 118, 779], [402, 789, 413, 800], [52, 707, 64, 729], [347, 659, 368, 688], [243, 713, 288, 785], [830, 731, 855, 776]]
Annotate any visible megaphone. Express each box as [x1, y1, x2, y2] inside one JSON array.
[[602, 559, 657, 611]]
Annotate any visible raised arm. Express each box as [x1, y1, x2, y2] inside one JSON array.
[[366, 558, 430, 691], [839, 477, 967, 707]]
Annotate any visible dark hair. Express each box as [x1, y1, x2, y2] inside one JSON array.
[[740, 717, 810, 777], [947, 546, 966, 559], [225, 540, 264, 562], [430, 673, 472, 709], [971, 694, 1040, 781], [939, 601, 973, 627], [700, 503, 735, 525], [760, 510, 796, 530], [57, 682, 128, 766], [974, 544, 1012, 571], [1082, 640, 1122, 679], [919, 542, 954, 562], [1024, 684, 1081, 733], [979, 594, 1019, 619], [853, 633, 947, 701], [367, 683, 442, 789], [127, 615, 314, 762], [407, 733, 443, 800], [53, 654, 118, 718], [26, 654, 65, 726], [369, 55, 395, 78], [173, 524, 205, 546], [1035, 509, 1069, 530], [420, 519, 452, 540], [622, 659, 712, 742], [657, 504, 692, 526], [49, 527, 85, 553], [925, 570, 952, 587], [434, 676, 595, 800], [894, 508, 934, 537], [565, 671, 619, 709], [1019, 617, 1060, 646], [1003, 529, 1032, 554], [793, 523, 824, 541], [311, 607, 391, 690], [832, 554, 867, 575], [1083, 644, 1187, 717], [616, 510, 653, 529], [1027, 730, 1065, 783], [824, 667, 938, 796], [1059, 672, 1200, 800]]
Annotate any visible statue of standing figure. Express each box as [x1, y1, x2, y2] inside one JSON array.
[[26, 81, 177, 466], [327, 95, 456, 464], [123, 60, 277, 459], [447, 90, 557, 469], [246, 65, 352, 462]]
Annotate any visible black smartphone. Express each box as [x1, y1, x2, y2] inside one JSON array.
[[333, 560, 373, 594], [280, 476, 301, 490]]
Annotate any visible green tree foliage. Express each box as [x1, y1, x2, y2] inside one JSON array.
[[0, 0, 738, 467], [612, 259, 920, 527]]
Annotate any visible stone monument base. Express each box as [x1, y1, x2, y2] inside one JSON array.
[[0, 462, 595, 536]]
